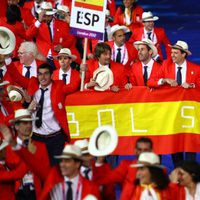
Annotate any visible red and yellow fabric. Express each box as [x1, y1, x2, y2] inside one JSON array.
[[65, 87, 200, 154]]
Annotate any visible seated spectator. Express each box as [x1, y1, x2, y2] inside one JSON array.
[[125, 38, 161, 88], [52, 48, 81, 94], [82, 42, 127, 92], [114, 0, 143, 32], [15, 41, 45, 78], [129, 11, 171, 60], [120, 152, 178, 199], [170, 160, 200, 199]]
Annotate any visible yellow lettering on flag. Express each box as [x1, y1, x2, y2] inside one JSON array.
[[66, 101, 200, 139]]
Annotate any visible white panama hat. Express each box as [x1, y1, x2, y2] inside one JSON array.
[[0, 26, 16, 55], [54, 48, 77, 61], [7, 85, 25, 102], [88, 125, 118, 156], [93, 67, 114, 91], [74, 139, 89, 154], [110, 24, 130, 37], [38, 2, 57, 15], [142, 11, 159, 22], [134, 38, 158, 57]]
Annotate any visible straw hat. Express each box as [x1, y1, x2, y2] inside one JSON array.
[[0, 26, 16, 55], [38, 2, 57, 15], [55, 144, 84, 160], [142, 11, 159, 22], [93, 67, 113, 91], [9, 109, 38, 124], [57, 5, 69, 13], [54, 48, 77, 61], [88, 125, 118, 156], [134, 38, 158, 57], [131, 152, 164, 168], [74, 139, 89, 154], [110, 24, 130, 37], [7, 85, 25, 102], [168, 40, 192, 56]]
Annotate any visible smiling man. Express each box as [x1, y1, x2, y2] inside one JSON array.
[[21, 63, 71, 166]]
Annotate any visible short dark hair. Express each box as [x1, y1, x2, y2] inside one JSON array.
[[94, 42, 111, 59], [38, 63, 54, 75], [180, 161, 200, 183], [136, 137, 153, 149]]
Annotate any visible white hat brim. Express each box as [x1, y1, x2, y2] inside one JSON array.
[[142, 16, 159, 22], [134, 40, 158, 57], [0, 27, 16, 55], [130, 163, 165, 169], [110, 25, 130, 37], [0, 140, 9, 151], [88, 125, 118, 157], [54, 53, 77, 61], [38, 9, 57, 15], [9, 117, 38, 124], [168, 44, 192, 56]]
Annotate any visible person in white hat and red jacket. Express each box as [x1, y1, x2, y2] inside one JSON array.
[[148, 40, 200, 168], [52, 48, 81, 94], [129, 11, 171, 60], [0, 109, 51, 200], [26, 2, 81, 67], [125, 38, 161, 88]]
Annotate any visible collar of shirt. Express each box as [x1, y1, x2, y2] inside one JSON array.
[[59, 68, 72, 84], [64, 174, 79, 187], [16, 137, 23, 146], [98, 62, 109, 68], [0, 160, 5, 165], [0, 65, 7, 76], [144, 27, 154, 36], [23, 60, 36, 68], [142, 59, 154, 78], [175, 60, 187, 69], [114, 43, 125, 52], [39, 82, 52, 91], [80, 166, 92, 178], [142, 58, 154, 68], [23, 60, 37, 77]]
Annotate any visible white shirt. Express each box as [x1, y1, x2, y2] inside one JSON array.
[[22, 60, 37, 78], [185, 183, 200, 200], [175, 60, 187, 83], [0, 65, 7, 77], [50, 175, 82, 200], [80, 166, 92, 180], [59, 68, 72, 84], [142, 58, 154, 79], [140, 187, 159, 200], [143, 28, 158, 44], [113, 43, 128, 65], [98, 62, 109, 68], [32, 83, 61, 135]]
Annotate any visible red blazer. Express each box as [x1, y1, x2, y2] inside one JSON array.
[[21, 78, 70, 141], [148, 59, 200, 88], [85, 59, 127, 89], [130, 61, 161, 86], [95, 160, 137, 189], [114, 6, 143, 32], [129, 27, 171, 59], [92, 162, 116, 200], [107, 41, 138, 66], [52, 68, 81, 94], [2, 63, 29, 86], [120, 183, 179, 200], [40, 167, 100, 200], [14, 60, 44, 77], [0, 0, 7, 17], [26, 19, 81, 63], [0, 141, 49, 199], [107, 0, 116, 18]]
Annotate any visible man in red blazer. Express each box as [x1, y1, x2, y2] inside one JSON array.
[[0, 109, 51, 200], [107, 24, 138, 72], [0, 125, 100, 200], [129, 11, 171, 60], [94, 137, 153, 190], [15, 41, 45, 78], [52, 48, 81, 94], [74, 139, 116, 200], [21, 63, 70, 166], [148, 40, 200, 167], [125, 38, 161, 88], [26, 2, 80, 66], [82, 42, 127, 92]]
